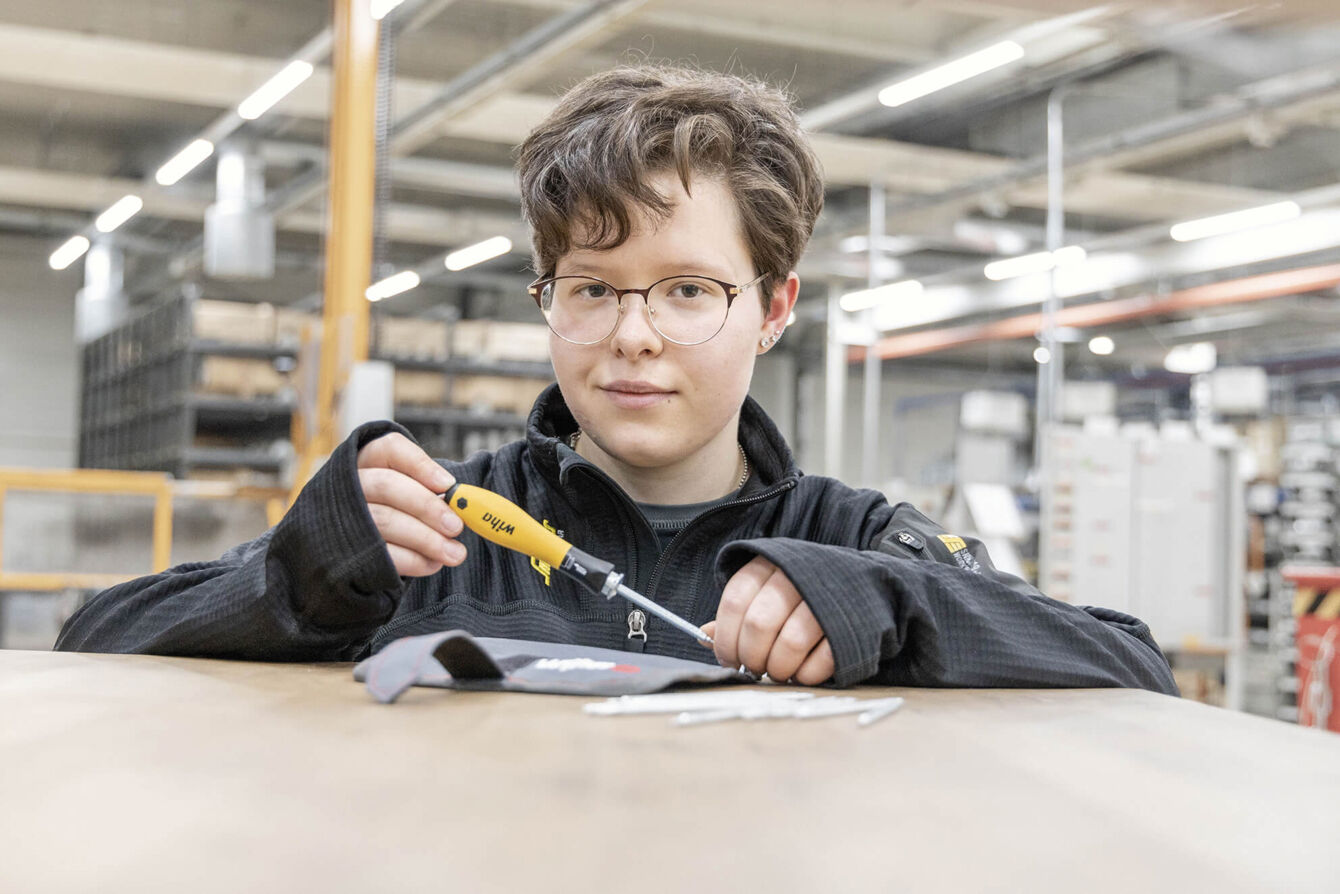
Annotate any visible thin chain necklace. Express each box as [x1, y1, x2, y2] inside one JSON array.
[[567, 430, 750, 490]]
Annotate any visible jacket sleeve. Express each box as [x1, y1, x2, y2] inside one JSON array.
[[53, 421, 411, 661], [715, 503, 1178, 695]]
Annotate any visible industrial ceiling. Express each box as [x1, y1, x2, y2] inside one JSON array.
[[3, 0, 1340, 378]]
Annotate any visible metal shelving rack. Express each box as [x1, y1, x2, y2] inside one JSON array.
[[376, 355, 550, 458], [79, 296, 552, 477], [1266, 415, 1340, 723], [79, 295, 293, 477], [369, 311, 552, 458]]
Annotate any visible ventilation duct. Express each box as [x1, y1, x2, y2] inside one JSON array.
[[204, 143, 275, 279]]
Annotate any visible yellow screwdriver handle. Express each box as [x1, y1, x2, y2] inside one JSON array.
[[443, 483, 571, 570]]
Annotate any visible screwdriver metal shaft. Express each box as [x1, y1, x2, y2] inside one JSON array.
[[616, 582, 714, 645]]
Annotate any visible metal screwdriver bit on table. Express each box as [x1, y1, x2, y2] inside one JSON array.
[[439, 482, 714, 647]]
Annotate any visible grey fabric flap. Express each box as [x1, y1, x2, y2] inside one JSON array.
[[355, 630, 746, 703]]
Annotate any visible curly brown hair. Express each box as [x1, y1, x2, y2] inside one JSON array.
[[517, 65, 825, 309]]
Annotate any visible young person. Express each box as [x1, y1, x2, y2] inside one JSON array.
[[56, 66, 1177, 694]]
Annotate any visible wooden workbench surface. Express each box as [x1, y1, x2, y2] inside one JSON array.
[[1, 649, 1335, 893]]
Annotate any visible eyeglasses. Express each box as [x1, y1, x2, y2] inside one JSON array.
[[528, 271, 767, 346]]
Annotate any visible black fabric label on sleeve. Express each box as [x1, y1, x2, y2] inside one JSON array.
[[894, 530, 925, 551]]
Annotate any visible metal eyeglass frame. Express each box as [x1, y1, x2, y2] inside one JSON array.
[[527, 271, 768, 346]]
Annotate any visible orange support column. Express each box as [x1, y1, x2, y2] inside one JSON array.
[[304, 0, 379, 484], [152, 481, 174, 572]]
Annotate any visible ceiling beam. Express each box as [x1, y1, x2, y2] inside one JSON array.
[[496, 0, 941, 63], [390, 0, 651, 156], [0, 165, 525, 249], [811, 132, 1281, 221], [0, 23, 1298, 225]]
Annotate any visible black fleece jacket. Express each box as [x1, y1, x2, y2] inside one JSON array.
[[56, 385, 1178, 694]]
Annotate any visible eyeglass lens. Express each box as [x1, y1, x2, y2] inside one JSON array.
[[537, 276, 732, 345]]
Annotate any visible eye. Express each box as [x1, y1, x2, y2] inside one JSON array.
[[671, 282, 703, 298], [577, 283, 611, 299]]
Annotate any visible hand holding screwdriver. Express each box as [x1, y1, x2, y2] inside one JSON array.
[[356, 433, 467, 577]]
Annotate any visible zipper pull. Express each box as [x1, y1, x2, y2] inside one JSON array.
[[626, 609, 648, 652], [627, 609, 647, 641]]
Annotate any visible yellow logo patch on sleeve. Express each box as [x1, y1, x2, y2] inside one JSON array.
[[937, 534, 968, 553]]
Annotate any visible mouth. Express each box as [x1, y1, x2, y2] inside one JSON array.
[[600, 380, 675, 409]]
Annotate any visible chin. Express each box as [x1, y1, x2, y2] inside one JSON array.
[[580, 418, 681, 467]]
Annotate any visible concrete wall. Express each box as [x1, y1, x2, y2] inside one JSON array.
[[0, 234, 80, 467], [0, 235, 81, 648]]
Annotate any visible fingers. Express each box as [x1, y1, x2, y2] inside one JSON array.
[[764, 602, 825, 683], [793, 639, 835, 687], [734, 567, 802, 676], [357, 432, 456, 494], [713, 556, 776, 669], [385, 543, 444, 579], [359, 468, 463, 540], [369, 502, 465, 574]]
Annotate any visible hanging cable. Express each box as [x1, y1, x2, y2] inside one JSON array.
[[371, 15, 397, 285]]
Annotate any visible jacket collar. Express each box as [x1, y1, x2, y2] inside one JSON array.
[[525, 383, 801, 490]]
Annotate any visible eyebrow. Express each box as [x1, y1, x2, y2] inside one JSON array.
[[557, 260, 738, 282]]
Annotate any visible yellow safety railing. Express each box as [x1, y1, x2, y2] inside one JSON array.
[[0, 468, 286, 592]]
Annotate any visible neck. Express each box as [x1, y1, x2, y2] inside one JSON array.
[[572, 422, 745, 504]]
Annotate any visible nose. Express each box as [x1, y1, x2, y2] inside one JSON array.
[[608, 291, 663, 358]]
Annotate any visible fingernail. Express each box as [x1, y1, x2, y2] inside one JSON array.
[[442, 512, 461, 535], [443, 540, 466, 563]]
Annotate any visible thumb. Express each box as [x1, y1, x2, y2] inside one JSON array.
[[700, 620, 716, 639]]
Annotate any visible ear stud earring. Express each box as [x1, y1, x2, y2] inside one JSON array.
[[760, 332, 780, 348]]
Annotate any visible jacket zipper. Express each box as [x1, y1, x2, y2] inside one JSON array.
[[625, 609, 648, 653]]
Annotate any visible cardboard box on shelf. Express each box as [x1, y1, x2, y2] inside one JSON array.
[[274, 308, 320, 348], [451, 320, 550, 363], [196, 357, 288, 398], [449, 375, 551, 416], [450, 320, 490, 358], [377, 316, 450, 361], [393, 370, 449, 407], [192, 299, 277, 345], [486, 321, 550, 363]]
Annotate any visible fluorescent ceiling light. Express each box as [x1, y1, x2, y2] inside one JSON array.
[[237, 60, 315, 121], [1170, 201, 1301, 243], [365, 270, 421, 302], [94, 195, 143, 233], [1088, 335, 1115, 356], [1164, 342, 1217, 375], [155, 139, 215, 186], [1033, 346, 1051, 364], [878, 41, 1025, 108], [983, 245, 1086, 281], [445, 235, 512, 271], [49, 235, 90, 271], [370, 0, 407, 19], [839, 279, 923, 313]]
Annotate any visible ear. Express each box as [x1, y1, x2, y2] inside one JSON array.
[[758, 271, 800, 353]]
